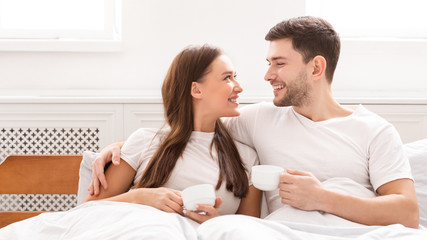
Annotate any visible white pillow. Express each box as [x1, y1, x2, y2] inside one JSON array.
[[77, 151, 98, 205], [404, 139, 427, 228]]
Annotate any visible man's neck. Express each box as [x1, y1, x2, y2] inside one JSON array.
[[292, 89, 354, 122]]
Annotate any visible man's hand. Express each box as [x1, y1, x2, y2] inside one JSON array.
[[88, 141, 124, 196], [184, 197, 222, 224], [279, 169, 324, 211]]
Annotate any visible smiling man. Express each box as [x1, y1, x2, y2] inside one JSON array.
[[224, 16, 419, 228]]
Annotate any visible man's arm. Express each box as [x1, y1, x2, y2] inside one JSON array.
[[89, 141, 125, 196], [280, 169, 419, 228]]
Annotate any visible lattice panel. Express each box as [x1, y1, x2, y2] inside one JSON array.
[[0, 127, 99, 164], [0, 194, 77, 211]]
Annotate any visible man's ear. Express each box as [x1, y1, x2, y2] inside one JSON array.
[[191, 82, 202, 99], [311, 55, 326, 81]]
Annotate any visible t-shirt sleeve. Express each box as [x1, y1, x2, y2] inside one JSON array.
[[236, 142, 259, 186], [120, 128, 148, 171], [223, 103, 262, 148], [368, 124, 413, 191]]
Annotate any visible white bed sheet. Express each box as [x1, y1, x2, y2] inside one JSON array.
[[1, 199, 426, 240], [198, 215, 427, 240], [0, 201, 199, 240]]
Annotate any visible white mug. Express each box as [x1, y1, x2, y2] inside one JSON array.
[[251, 165, 284, 191], [181, 184, 215, 211]]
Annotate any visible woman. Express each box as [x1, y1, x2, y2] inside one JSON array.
[[0, 45, 260, 239], [84, 44, 261, 224]]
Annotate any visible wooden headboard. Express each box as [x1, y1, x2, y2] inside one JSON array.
[[0, 155, 82, 228]]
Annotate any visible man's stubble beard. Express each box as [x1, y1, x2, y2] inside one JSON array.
[[273, 70, 312, 107]]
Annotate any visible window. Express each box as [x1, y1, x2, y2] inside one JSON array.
[[306, 0, 427, 39], [0, 0, 121, 51]]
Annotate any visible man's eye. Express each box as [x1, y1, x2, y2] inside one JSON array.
[[277, 62, 285, 66]]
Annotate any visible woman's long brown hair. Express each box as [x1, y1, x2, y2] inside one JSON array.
[[133, 45, 249, 198]]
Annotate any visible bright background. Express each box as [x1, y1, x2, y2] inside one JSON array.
[[0, 0, 426, 100]]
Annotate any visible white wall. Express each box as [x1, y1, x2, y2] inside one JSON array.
[[0, 0, 426, 100]]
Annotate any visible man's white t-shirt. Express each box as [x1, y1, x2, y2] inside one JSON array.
[[226, 102, 413, 213], [120, 128, 259, 215]]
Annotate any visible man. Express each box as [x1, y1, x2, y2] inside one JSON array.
[[90, 16, 419, 228]]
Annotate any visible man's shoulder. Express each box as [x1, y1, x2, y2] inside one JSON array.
[[351, 105, 395, 137], [353, 105, 391, 126]]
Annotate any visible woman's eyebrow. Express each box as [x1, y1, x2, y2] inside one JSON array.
[[221, 71, 234, 75]]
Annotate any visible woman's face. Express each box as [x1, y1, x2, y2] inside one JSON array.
[[196, 54, 243, 118]]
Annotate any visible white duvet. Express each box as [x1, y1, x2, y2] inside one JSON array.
[[199, 177, 427, 239], [1, 177, 427, 240], [0, 201, 199, 240], [1, 201, 426, 240]]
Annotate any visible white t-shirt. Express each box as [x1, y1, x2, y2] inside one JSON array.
[[226, 102, 413, 213], [120, 128, 259, 215]]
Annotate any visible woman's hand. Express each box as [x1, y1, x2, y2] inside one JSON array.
[[184, 197, 222, 224], [132, 187, 184, 215]]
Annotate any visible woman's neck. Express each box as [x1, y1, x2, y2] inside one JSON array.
[[193, 118, 216, 132], [192, 109, 217, 132]]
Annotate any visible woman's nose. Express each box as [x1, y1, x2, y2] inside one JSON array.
[[233, 80, 243, 93]]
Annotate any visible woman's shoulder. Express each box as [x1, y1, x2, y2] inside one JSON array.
[[234, 141, 259, 166], [128, 127, 168, 141], [123, 127, 169, 152]]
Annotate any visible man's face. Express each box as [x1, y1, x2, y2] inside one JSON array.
[[264, 39, 312, 107]]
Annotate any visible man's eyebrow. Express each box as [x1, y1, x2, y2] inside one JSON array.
[[267, 56, 287, 62]]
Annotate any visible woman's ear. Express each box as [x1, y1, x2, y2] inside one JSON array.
[[311, 55, 326, 81], [191, 82, 202, 99]]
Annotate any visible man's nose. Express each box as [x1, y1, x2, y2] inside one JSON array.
[[264, 67, 275, 82]]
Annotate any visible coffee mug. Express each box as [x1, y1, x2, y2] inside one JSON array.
[[181, 184, 216, 211], [251, 165, 284, 191]]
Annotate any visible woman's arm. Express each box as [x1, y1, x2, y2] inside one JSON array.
[[84, 158, 135, 202], [236, 185, 262, 218], [89, 141, 125, 196], [84, 159, 184, 214]]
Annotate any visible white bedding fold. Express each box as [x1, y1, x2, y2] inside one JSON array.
[[198, 216, 427, 240], [0, 201, 199, 240]]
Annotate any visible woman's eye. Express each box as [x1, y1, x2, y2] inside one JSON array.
[[224, 75, 232, 81]]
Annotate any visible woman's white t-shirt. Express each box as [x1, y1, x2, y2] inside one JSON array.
[[120, 128, 259, 215]]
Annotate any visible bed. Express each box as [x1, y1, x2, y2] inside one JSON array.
[[0, 155, 82, 228], [0, 140, 426, 239]]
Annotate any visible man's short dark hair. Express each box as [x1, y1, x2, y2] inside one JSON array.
[[265, 16, 341, 83]]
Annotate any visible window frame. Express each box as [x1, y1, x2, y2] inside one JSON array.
[[0, 0, 121, 52]]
